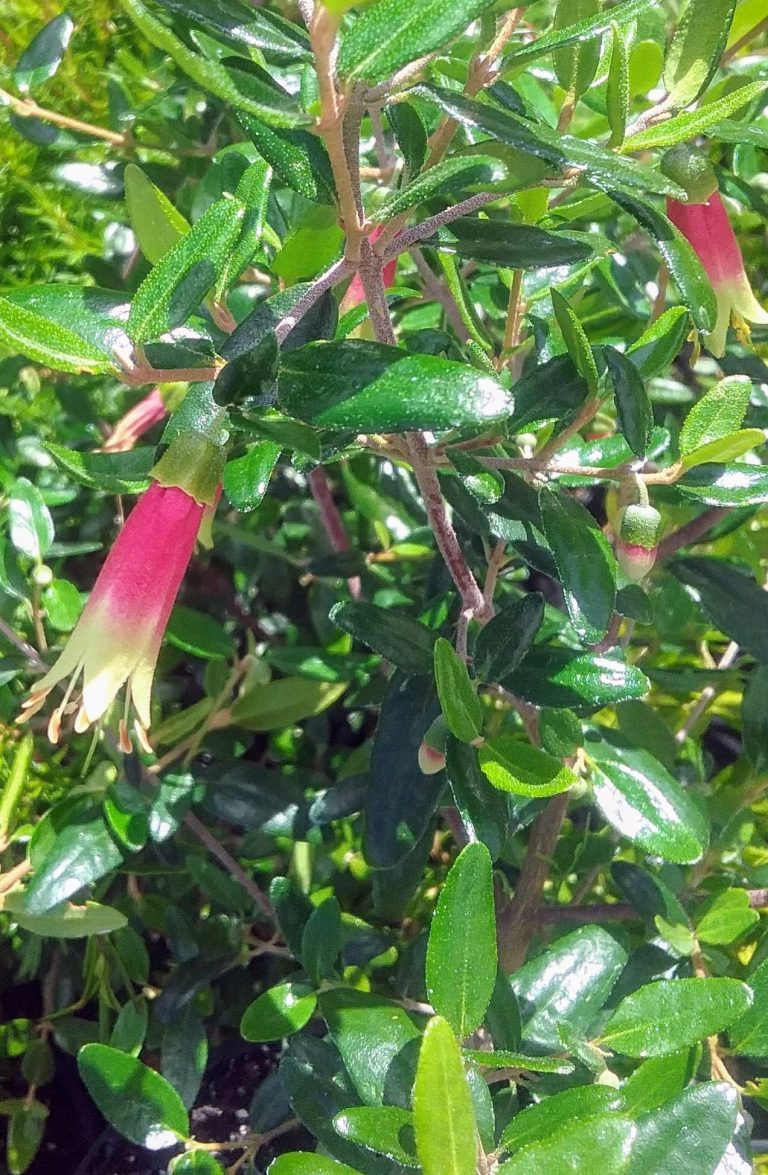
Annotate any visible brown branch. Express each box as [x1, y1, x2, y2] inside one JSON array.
[[182, 811, 275, 922], [379, 191, 502, 262], [1, 87, 127, 147], [274, 258, 354, 343], [657, 507, 730, 560]]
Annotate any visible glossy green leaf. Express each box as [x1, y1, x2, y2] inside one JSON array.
[[387, 101, 428, 177], [540, 487, 617, 643], [373, 157, 507, 223], [588, 741, 709, 864], [23, 805, 123, 915], [124, 164, 190, 266], [154, 0, 311, 60], [241, 983, 316, 1043], [320, 988, 420, 1107], [679, 375, 751, 455], [0, 294, 116, 375], [77, 1044, 189, 1150], [223, 441, 281, 512], [728, 958, 768, 1056], [426, 843, 496, 1038], [5, 1099, 48, 1175], [110, 999, 148, 1057], [602, 978, 751, 1057], [302, 898, 342, 984], [671, 556, 768, 663], [128, 196, 244, 343], [334, 1106, 417, 1168], [505, 647, 650, 710], [663, 0, 738, 107], [338, 0, 496, 83], [237, 112, 336, 205], [169, 1153, 225, 1175], [413, 1017, 476, 1175], [680, 427, 763, 470], [445, 739, 509, 860], [498, 1114, 636, 1174], [625, 80, 767, 151], [3, 894, 127, 939], [331, 600, 437, 675], [278, 340, 513, 433], [14, 13, 74, 93], [695, 888, 759, 945], [463, 1048, 573, 1074], [607, 21, 630, 146], [628, 306, 690, 379], [478, 734, 577, 798], [500, 1084, 622, 1154], [418, 86, 685, 199], [553, 0, 601, 98], [419, 217, 593, 268], [269, 1157, 363, 1175], [46, 443, 154, 495], [676, 463, 768, 505], [8, 478, 54, 562], [512, 925, 627, 1051], [609, 192, 717, 331], [618, 1050, 699, 1116], [229, 678, 347, 730], [507, 354, 589, 432], [474, 594, 544, 683], [433, 637, 483, 743], [162, 1005, 207, 1111], [606, 347, 652, 457], [502, 0, 654, 70], [626, 1082, 738, 1175]]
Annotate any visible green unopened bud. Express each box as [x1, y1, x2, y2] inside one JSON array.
[[151, 431, 224, 506], [616, 504, 663, 581], [33, 564, 53, 587], [418, 715, 448, 775], [660, 145, 718, 205]]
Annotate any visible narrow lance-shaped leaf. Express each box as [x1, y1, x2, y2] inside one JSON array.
[[413, 1017, 477, 1175]]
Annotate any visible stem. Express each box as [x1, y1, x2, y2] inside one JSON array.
[[0, 616, 44, 666], [1, 87, 128, 147], [676, 640, 740, 744], [411, 249, 469, 338], [535, 394, 603, 464], [378, 191, 502, 261], [274, 258, 354, 343], [657, 507, 730, 560], [182, 811, 276, 922], [308, 466, 362, 599], [500, 270, 525, 371], [722, 14, 768, 63]]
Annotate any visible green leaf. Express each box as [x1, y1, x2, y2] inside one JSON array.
[[552, 289, 600, 393], [124, 164, 190, 266], [445, 739, 509, 860], [506, 354, 589, 432], [334, 1107, 417, 1168], [387, 102, 428, 177], [433, 638, 483, 743], [41, 578, 81, 632], [540, 487, 617, 643], [241, 983, 316, 1043], [8, 478, 54, 562], [320, 988, 421, 1107], [618, 1050, 699, 1116], [553, 0, 601, 99], [0, 294, 115, 375], [601, 978, 751, 1057], [680, 427, 764, 470], [500, 1085, 622, 1154], [338, 0, 496, 83], [162, 1004, 207, 1110], [154, 0, 311, 60], [728, 958, 768, 1056], [474, 594, 544, 682], [111, 999, 148, 1057], [5, 1100, 48, 1175], [607, 21, 630, 146], [512, 925, 627, 1052], [695, 888, 759, 945], [505, 647, 650, 710], [676, 463, 768, 505], [229, 678, 347, 730], [169, 1153, 225, 1175], [670, 556, 768, 663], [419, 217, 594, 269], [127, 196, 244, 343], [237, 112, 336, 205], [478, 735, 577, 798], [166, 606, 233, 661], [588, 741, 709, 864], [77, 1044, 189, 1150], [497, 1114, 636, 1174], [679, 375, 751, 455], [373, 157, 508, 223], [663, 0, 738, 107], [269, 1157, 363, 1175], [426, 843, 497, 1038], [608, 192, 717, 332], [624, 80, 767, 150], [3, 894, 127, 939], [23, 806, 123, 915], [14, 13, 74, 93], [278, 340, 513, 433], [119, 0, 310, 126], [628, 306, 690, 379], [418, 86, 685, 199], [605, 347, 652, 458], [46, 443, 154, 495], [743, 665, 768, 774], [302, 896, 342, 983], [331, 600, 438, 675], [625, 1082, 738, 1175], [223, 441, 281, 512], [413, 1017, 477, 1175], [463, 1049, 573, 1074], [502, 0, 654, 70]]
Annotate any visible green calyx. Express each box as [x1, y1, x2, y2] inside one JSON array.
[[660, 145, 718, 205], [619, 504, 663, 551], [151, 431, 225, 506]]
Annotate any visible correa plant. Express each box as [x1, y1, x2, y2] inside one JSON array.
[[2, 0, 768, 1172]]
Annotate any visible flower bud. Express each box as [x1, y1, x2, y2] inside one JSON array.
[[660, 145, 718, 205], [418, 715, 448, 775], [616, 504, 663, 582]]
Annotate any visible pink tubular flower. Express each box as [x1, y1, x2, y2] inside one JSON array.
[[19, 434, 223, 752], [667, 192, 768, 357], [341, 227, 397, 312], [102, 387, 167, 453]]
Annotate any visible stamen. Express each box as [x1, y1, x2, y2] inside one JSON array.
[[133, 720, 153, 755], [47, 708, 63, 744], [118, 719, 133, 754], [16, 693, 49, 723], [74, 705, 91, 734], [733, 312, 752, 347]]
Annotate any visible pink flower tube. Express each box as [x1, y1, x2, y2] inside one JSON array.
[[667, 192, 768, 357], [19, 433, 223, 751], [102, 387, 167, 453]]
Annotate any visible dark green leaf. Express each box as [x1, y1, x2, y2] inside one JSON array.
[[278, 340, 513, 433], [23, 806, 123, 915], [420, 217, 593, 269], [606, 347, 652, 458], [413, 1017, 477, 1175], [728, 958, 768, 1056], [331, 600, 438, 675], [628, 307, 690, 379], [540, 488, 617, 643], [46, 443, 154, 495], [241, 983, 316, 1042], [474, 594, 544, 682], [154, 0, 311, 60], [626, 1082, 738, 1175], [162, 1004, 208, 1110], [676, 463, 768, 506], [602, 978, 751, 1057], [743, 665, 768, 774], [15, 13, 74, 93], [445, 739, 509, 860], [553, 0, 601, 99], [507, 354, 590, 432], [502, 0, 654, 70], [497, 1114, 636, 1174], [320, 988, 420, 1107], [386, 102, 428, 177], [338, 0, 496, 83], [302, 896, 342, 982], [169, 1153, 225, 1175], [426, 842, 496, 1038], [237, 112, 336, 205], [334, 1106, 417, 1168], [670, 556, 768, 663], [505, 647, 650, 710], [166, 606, 233, 661], [373, 158, 507, 223], [3, 894, 127, 939], [77, 1044, 189, 1150]]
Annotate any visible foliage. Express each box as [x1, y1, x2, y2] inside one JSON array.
[[1, 0, 768, 1172]]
